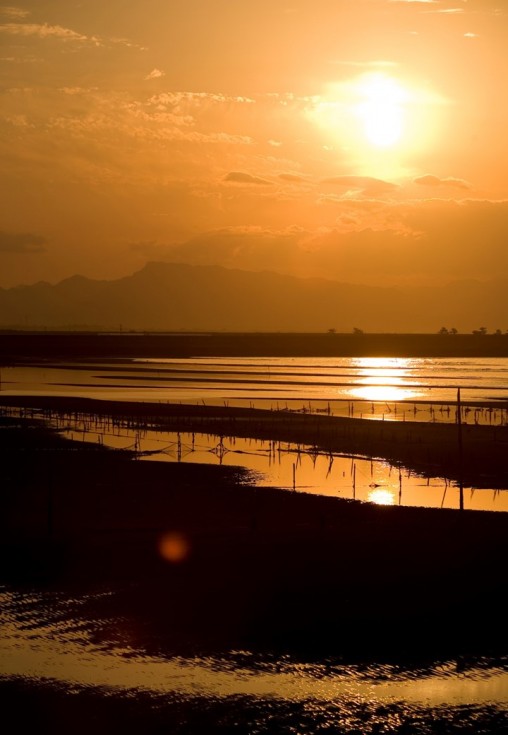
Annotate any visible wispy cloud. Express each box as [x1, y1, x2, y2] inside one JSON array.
[[278, 173, 306, 182], [59, 86, 98, 95], [0, 54, 40, 62], [0, 22, 101, 44], [428, 8, 465, 13], [0, 230, 47, 253], [50, 111, 253, 146], [0, 21, 143, 48], [145, 68, 165, 80], [414, 174, 471, 190], [0, 6, 30, 18], [322, 176, 397, 195], [224, 172, 272, 185], [149, 92, 255, 108]]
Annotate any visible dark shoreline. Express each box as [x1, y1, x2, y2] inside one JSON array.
[[2, 330, 508, 360]]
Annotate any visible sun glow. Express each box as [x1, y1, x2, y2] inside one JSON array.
[[355, 74, 407, 148], [310, 73, 444, 176]]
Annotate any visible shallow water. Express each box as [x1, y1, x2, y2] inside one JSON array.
[[58, 421, 508, 513], [1, 586, 507, 733], [2, 356, 508, 425], [2, 354, 508, 511]]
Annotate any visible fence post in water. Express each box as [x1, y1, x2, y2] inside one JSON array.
[[47, 461, 53, 539], [457, 387, 464, 511], [292, 462, 296, 491]]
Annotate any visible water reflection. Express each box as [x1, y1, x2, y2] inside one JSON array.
[[3, 356, 508, 414], [52, 421, 507, 513], [1, 588, 507, 708], [349, 357, 422, 402], [368, 488, 396, 506], [349, 384, 421, 402]]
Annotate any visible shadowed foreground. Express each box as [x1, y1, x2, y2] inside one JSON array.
[[2, 415, 508, 734], [2, 414, 507, 657]]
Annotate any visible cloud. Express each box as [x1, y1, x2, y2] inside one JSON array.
[[0, 6, 29, 18], [0, 21, 141, 48], [223, 172, 272, 185], [278, 173, 306, 182], [0, 54, 41, 63], [322, 176, 398, 195], [59, 86, 97, 95], [134, 227, 308, 274], [145, 68, 165, 80], [0, 22, 100, 44], [414, 174, 471, 190], [0, 231, 47, 253], [434, 8, 464, 13], [127, 200, 508, 287], [148, 92, 255, 109]]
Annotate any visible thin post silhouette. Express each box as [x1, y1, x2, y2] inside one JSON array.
[[457, 387, 464, 511]]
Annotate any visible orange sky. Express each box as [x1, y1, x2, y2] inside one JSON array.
[[1, 0, 507, 289]]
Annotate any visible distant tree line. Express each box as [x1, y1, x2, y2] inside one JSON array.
[[439, 327, 507, 335]]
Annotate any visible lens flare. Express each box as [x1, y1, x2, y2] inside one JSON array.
[[158, 532, 190, 563]]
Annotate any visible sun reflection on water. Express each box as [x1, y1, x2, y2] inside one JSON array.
[[350, 385, 420, 402], [349, 357, 422, 402], [368, 488, 396, 506]]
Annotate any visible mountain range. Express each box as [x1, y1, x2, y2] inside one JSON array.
[[0, 262, 506, 333]]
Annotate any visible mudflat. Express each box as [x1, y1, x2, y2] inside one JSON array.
[[2, 412, 507, 657]]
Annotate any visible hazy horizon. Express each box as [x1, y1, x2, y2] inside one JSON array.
[[1, 260, 508, 333]]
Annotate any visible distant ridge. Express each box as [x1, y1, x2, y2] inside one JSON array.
[[0, 262, 507, 333]]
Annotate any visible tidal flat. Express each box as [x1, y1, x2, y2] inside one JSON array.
[[1, 413, 508, 733], [2, 333, 508, 733], [1, 412, 507, 654]]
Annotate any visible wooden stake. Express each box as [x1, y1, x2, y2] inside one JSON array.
[[457, 387, 464, 511]]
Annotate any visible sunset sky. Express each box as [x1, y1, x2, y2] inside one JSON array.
[[1, 0, 507, 289]]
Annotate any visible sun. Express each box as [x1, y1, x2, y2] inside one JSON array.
[[309, 72, 411, 153], [309, 72, 444, 178], [355, 73, 407, 149]]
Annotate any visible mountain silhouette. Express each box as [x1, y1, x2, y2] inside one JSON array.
[[0, 262, 506, 332]]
